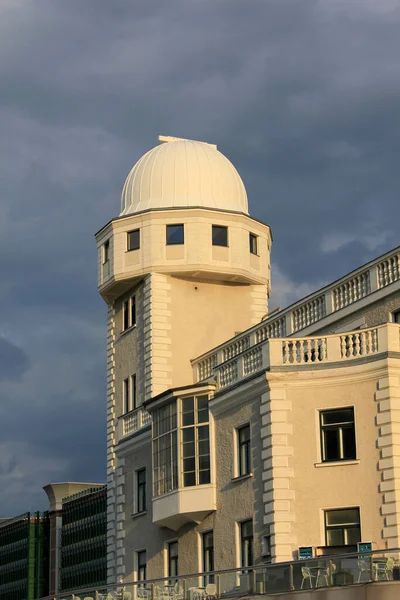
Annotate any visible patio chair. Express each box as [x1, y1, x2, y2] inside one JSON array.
[[376, 557, 394, 580], [357, 558, 373, 583], [205, 584, 217, 600], [301, 567, 317, 589], [316, 563, 336, 587], [137, 589, 149, 600]]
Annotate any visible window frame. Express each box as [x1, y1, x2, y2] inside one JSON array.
[[239, 520, 254, 568], [136, 550, 147, 582], [202, 530, 214, 585], [237, 424, 251, 477], [320, 407, 356, 463], [127, 229, 140, 252], [123, 377, 130, 414], [132, 374, 137, 411], [324, 507, 361, 547], [153, 402, 178, 497], [180, 395, 211, 488], [168, 541, 178, 578], [212, 225, 228, 247], [102, 240, 110, 264], [166, 224, 185, 246], [122, 295, 137, 332], [249, 233, 258, 255], [136, 468, 146, 514]]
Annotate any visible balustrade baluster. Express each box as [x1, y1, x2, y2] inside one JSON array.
[[354, 333, 361, 356], [340, 335, 347, 358]]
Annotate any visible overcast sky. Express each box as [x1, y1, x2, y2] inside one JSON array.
[[1, 0, 399, 516]]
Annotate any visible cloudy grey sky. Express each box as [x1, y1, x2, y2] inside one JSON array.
[[1, 0, 399, 516]]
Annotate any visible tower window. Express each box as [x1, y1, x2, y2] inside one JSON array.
[[212, 225, 228, 247], [166, 224, 184, 245], [136, 468, 146, 513], [122, 295, 136, 331], [127, 229, 140, 251], [237, 424, 251, 476], [102, 240, 110, 264], [249, 233, 258, 255]]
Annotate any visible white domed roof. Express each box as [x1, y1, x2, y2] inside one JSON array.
[[120, 136, 248, 216]]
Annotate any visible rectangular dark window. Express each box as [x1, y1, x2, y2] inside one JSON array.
[[103, 240, 110, 264], [212, 225, 228, 247], [123, 378, 130, 414], [202, 531, 214, 585], [123, 300, 129, 331], [238, 424, 251, 476], [132, 374, 137, 410], [137, 550, 146, 581], [393, 310, 400, 323], [168, 541, 178, 577], [166, 224, 184, 245], [320, 408, 356, 462], [249, 233, 258, 255], [131, 295, 136, 327], [240, 520, 253, 568], [325, 508, 361, 546], [127, 229, 140, 251], [136, 468, 146, 513]]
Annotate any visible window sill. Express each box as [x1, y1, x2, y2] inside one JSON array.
[[232, 472, 253, 482], [120, 324, 137, 338], [131, 511, 147, 520], [126, 248, 140, 253], [314, 459, 360, 468]]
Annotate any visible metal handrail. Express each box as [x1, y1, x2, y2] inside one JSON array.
[[39, 547, 400, 600]]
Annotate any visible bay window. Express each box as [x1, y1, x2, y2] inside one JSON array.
[[152, 395, 211, 497]]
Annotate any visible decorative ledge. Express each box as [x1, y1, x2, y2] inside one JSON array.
[[314, 460, 360, 468]]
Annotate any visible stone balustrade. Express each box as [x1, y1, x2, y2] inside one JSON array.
[[118, 405, 151, 441], [193, 246, 400, 382], [210, 324, 400, 390]]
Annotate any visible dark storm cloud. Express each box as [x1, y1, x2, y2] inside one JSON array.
[[1, 0, 400, 514], [0, 338, 29, 381]]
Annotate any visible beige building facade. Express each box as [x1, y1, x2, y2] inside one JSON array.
[[96, 136, 400, 586]]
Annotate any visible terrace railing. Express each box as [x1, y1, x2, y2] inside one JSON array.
[[194, 245, 400, 384], [203, 323, 399, 390], [39, 547, 400, 600]]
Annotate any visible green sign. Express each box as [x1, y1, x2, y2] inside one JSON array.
[[357, 542, 373, 554], [298, 546, 313, 559]]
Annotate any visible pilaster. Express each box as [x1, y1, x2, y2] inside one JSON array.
[[376, 375, 400, 547], [260, 388, 296, 562], [106, 303, 117, 583], [144, 273, 173, 401]]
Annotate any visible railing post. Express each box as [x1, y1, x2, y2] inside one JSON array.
[[96, 590, 99, 600], [289, 564, 294, 591], [151, 583, 155, 600], [182, 578, 186, 600], [370, 554, 375, 581], [122, 585, 126, 599], [215, 574, 220, 598], [328, 560, 333, 586], [252, 569, 257, 594]]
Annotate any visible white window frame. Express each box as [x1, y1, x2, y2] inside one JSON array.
[[319, 406, 357, 463], [122, 294, 137, 332], [134, 548, 147, 583], [133, 466, 146, 515], [102, 240, 110, 264]]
